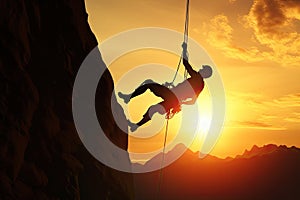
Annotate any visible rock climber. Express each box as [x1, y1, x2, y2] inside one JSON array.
[[118, 43, 213, 132]]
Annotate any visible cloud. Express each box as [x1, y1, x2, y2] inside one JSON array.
[[249, 0, 286, 35], [229, 120, 286, 130], [203, 1, 300, 65], [206, 15, 232, 48], [244, 0, 300, 65], [230, 92, 300, 109], [271, 93, 300, 107], [228, 91, 265, 109], [226, 91, 300, 130], [248, 0, 300, 36], [203, 15, 266, 62], [284, 112, 300, 122]]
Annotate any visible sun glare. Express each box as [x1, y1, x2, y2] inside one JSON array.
[[198, 115, 212, 134], [187, 87, 213, 152]]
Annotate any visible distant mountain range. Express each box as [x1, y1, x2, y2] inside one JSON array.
[[133, 144, 300, 200]]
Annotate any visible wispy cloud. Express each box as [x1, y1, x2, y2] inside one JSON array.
[[229, 92, 300, 109], [228, 120, 286, 130], [203, 15, 267, 62], [284, 112, 300, 123], [270, 93, 300, 108], [226, 91, 300, 130], [228, 0, 237, 4]]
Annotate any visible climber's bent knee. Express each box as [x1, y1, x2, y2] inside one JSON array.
[[143, 79, 155, 85], [148, 104, 167, 118]]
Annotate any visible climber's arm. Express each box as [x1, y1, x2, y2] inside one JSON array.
[[183, 58, 198, 77], [182, 43, 198, 77]]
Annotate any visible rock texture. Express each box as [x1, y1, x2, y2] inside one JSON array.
[[0, 0, 133, 199]]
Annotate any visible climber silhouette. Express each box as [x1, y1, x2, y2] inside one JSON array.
[[118, 43, 213, 132]]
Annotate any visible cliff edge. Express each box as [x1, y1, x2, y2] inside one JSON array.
[[0, 0, 132, 199]]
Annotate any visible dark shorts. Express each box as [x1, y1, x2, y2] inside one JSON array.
[[148, 83, 180, 112]]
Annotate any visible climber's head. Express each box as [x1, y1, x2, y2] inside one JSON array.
[[199, 65, 213, 79]]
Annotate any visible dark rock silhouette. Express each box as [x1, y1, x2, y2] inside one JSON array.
[[134, 144, 300, 200], [0, 0, 133, 199]]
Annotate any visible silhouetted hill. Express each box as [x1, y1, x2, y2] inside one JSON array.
[[236, 144, 279, 159], [133, 144, 300, 200]]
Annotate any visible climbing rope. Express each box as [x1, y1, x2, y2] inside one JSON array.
[[170, 0, 190, 86], [157, 1, 190, 199], [156, 118, 169, 200], [184, 0, 190, 44]]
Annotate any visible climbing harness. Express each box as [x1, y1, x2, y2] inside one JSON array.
[[165, 105, 181, 120], [157, 0, 190, 199]]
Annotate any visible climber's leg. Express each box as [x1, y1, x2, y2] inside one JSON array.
[[128, 103, 165, 132], [128, 97, 179, 132], [118, 81, 164, 104]]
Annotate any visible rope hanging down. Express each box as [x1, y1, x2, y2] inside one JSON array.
[[157, 1, 190, 199], [156, 119, 169, 200]]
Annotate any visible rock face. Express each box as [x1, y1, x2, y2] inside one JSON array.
[[0, 0, 133, 199]]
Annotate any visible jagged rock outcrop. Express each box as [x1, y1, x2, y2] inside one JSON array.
[[0, 0, 133, 199]]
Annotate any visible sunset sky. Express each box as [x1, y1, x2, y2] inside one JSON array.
[[85, 0, 300, 160]]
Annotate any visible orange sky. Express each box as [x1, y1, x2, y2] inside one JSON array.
[[85, 0, 300, 160]]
